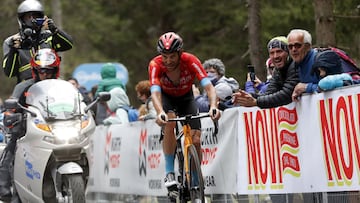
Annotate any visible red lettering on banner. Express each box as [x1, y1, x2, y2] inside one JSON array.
[[319, 94, 360, 185], [278, 107, 298, 125], [246, 107, 299, 188], [280, 130, 298, 148], [110, 154, 120, 168], [201, 147, 217, 165], [148, 153, 161, 169], [282, 152, 299, 171], [245, 109, 283, 186], [139, 129, 147, 155]]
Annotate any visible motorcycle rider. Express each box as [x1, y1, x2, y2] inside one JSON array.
[[2, 0, 72, 84], [0, 48, 61, 201]]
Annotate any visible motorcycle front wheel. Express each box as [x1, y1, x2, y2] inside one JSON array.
[[62, 174, 86, 203]]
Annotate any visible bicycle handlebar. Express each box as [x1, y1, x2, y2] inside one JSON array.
[[166, 109, 217, 122], [166, 111, 219, 136]]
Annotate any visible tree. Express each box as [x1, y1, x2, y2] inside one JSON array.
[[247, 0, 265, 79], [313, 0, 336, 47]]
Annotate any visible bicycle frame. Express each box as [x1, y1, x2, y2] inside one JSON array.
[[167, 113, 218, 203]]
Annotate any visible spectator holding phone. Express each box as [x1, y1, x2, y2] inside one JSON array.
[[245, 58, 275, 94], [3, 0, 73, 84], [233, 36, 299, 109]]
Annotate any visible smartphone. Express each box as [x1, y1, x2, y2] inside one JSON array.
[[247, 65, 256, 82]]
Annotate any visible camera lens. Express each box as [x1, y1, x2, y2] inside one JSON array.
[[35, 18, 45, 26]]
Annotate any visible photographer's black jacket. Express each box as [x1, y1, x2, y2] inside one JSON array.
[[2, 29, 73, 83]]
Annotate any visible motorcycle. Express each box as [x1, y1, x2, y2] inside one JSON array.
[[3, 79, 110, 203]]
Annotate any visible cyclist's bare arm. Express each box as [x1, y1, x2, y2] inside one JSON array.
[[150, 90, 167, 126], [203, 83, 221, 120]]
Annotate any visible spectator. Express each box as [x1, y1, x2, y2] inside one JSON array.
[[135, 80, 156, 121], [232, 36, 299, 109], [67, 77, 92, 105], [313, 50, 354, 91], [244, 58, 274, 94], [287, 29, 320, 101], [95, 63, 125, 125], [194, 58, 239, 112], [103, 87, 130, 125], [2, 0, 73, 84]]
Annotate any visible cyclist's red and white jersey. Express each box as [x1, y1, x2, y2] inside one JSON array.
[[148, 52, 207, 97]]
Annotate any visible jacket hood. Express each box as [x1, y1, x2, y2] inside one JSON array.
[[107, 87, 130, 112], [101, 63, 117, 79], [313, 50, 342, 76]]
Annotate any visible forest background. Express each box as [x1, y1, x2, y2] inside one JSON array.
[[1, 0, 359, 106]]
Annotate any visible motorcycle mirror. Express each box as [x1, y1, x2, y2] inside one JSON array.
[[98, 92, 111, 102], [4, 98, 19, 109], [84, 92, 111, 113]]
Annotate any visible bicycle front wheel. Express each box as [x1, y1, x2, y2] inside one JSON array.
[[187, 144, 205, 203]]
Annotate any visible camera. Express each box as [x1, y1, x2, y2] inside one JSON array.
[[35, 18, 45, 26], [20, 28, 34, 49], [247, 65, 256, 82]]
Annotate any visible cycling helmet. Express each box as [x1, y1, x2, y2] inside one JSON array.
[[17, 0, 44, 30], [31, 48, 61, 80], [157, 32, 183, 53]]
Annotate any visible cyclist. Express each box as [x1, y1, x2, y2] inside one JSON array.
[[148, 32, 220, 197]]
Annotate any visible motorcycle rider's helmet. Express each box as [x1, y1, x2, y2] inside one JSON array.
[[17, 0, 44, 31], [157, 32, 183, 53], [30, 48, 61, 81]]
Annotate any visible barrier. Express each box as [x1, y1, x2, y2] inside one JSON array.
[[86, 84, 360, 197]]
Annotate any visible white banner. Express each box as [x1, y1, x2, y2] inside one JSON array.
[[86, 85, 360, 195], [237, 85, 360, 194]]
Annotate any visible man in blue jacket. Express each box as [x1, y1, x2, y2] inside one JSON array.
[[287, 29, 320, 101]]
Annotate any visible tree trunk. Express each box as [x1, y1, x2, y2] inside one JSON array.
[[247, 0, 264, 80], [314, 0, 336, 47]]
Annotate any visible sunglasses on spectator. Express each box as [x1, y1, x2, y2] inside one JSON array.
[[38, 68, 55, 74], [288, 43, 304, 50]]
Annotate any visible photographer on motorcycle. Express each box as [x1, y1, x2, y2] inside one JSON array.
[[2, 0, 73, 84], [0, 48, 61, 201]]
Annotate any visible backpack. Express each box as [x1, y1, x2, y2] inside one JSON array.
[[120, 106, 139, 122], [316, 47, 360, 80]]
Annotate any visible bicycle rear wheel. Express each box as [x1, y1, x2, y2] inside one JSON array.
[[187, 145, 205, 203]]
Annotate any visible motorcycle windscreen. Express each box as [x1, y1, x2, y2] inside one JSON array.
[[26, 79, 83, 120]]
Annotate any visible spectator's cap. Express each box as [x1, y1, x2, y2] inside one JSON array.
[[312, 50, 343, 76], [215, 83, 233, 101], [203, 58, 226, 76], [267, 36, 288, 52]]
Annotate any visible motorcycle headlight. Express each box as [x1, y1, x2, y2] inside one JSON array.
[[43, 126, 87, 145]]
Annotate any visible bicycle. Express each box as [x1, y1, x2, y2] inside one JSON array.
[[163, 112, 218, 203]]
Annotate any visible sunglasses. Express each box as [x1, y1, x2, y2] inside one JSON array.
[[38, 68, 55, 74], [288, 43, 304, 50]]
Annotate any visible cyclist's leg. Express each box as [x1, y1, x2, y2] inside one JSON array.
[[161, 93, 178, 197], [163, 111, 177, 174]]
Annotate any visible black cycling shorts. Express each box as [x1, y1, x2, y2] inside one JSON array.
[[162, 90, 201, 130]]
